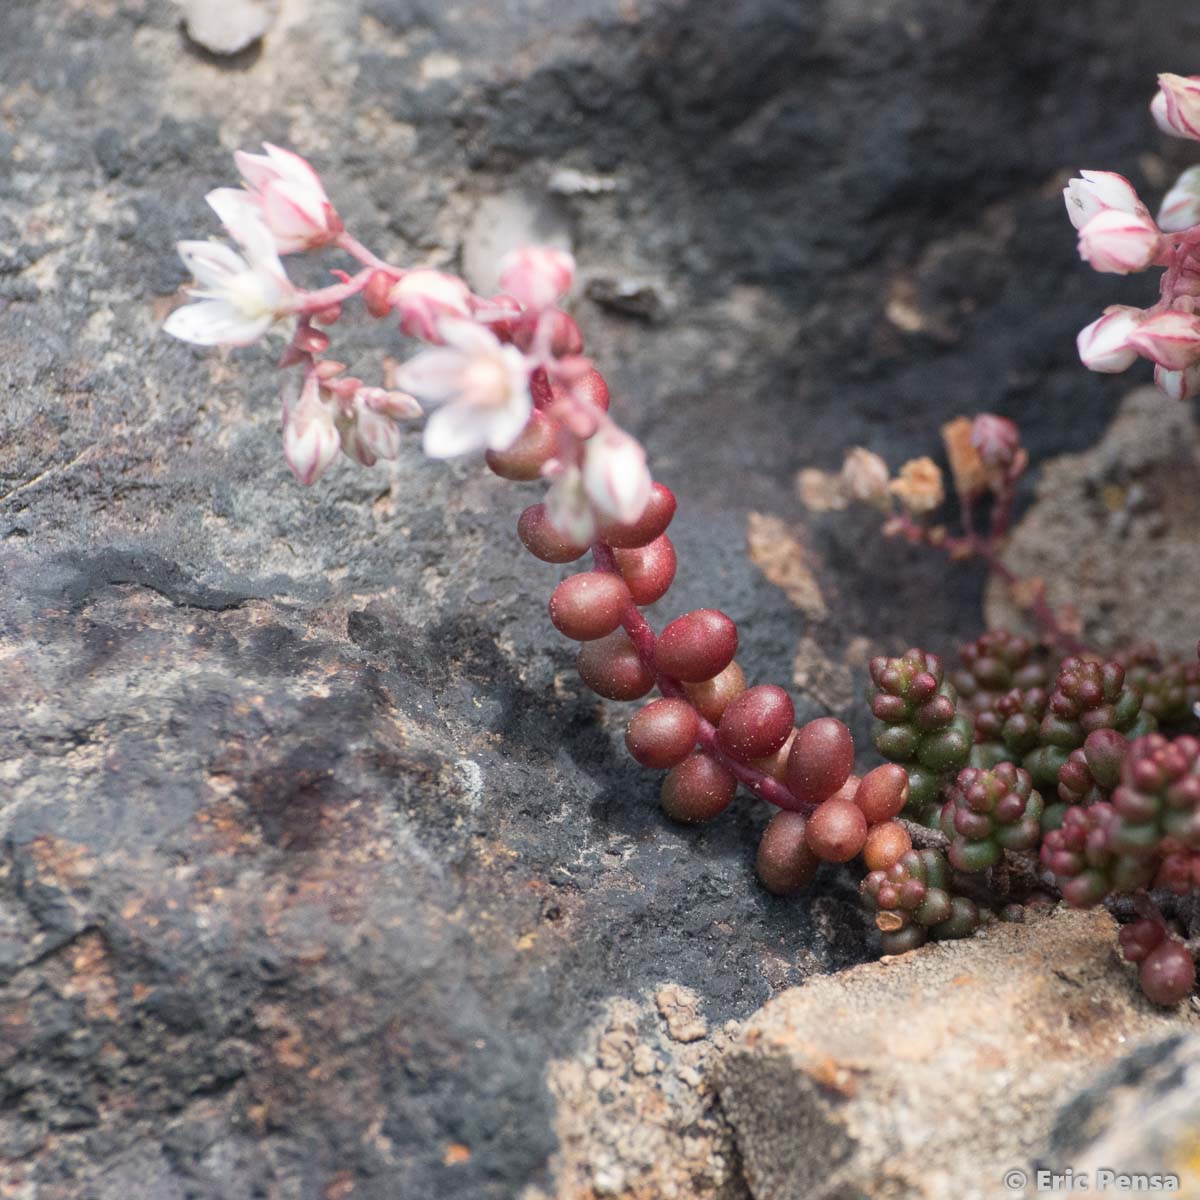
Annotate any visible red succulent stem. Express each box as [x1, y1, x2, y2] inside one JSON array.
[[590, 541, 810, 812]]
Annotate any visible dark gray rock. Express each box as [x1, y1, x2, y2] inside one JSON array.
[[0, 1, 1196, 1197]]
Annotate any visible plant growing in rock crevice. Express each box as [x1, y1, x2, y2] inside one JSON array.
[[161, 74, 1200, 1009]]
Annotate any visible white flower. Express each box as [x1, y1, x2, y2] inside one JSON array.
[[1076, 307, 1142, 373], [1158, 166, 1200, 234], [390, 270, 473, 342], [499, 246, 576, 311], [282, 375, 341, 485], [1155, 74, 1200, 141], [582, 427, 651, 526], [397, 319, 532, 458], [544, 463, 596, 544], [163, 211, 296, 347], [1077, 209, 1162, 275], [218, 143, 340, 254], [1063, 170, 1145, 232]]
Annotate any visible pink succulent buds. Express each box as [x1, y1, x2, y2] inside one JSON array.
[[498, 246, 576, 312], [214, 143, 342, 255], [1127, 309, 1200, 371], [397, 319, 532, 458], [970, 414, 1022, 472], [1076, 307, 1142, 373], [282, 375, 341, 485], [389, 270, 473, 342], [1077, 209, 1163, 275], [582, 427, 652, 526], [1063, 170, 1146, 231], [164, 211, 296, 347], [1158, 167, 1200, 233], [1154, 74, 1200, 141]]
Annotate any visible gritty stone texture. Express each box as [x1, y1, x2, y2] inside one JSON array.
[[1, 1, 1197, 1197], [1041, 1031, 1200, 1193], [987, 388, 1200, 655], [526, 994, 745, 1200], [717, 907, 1196, 1200]]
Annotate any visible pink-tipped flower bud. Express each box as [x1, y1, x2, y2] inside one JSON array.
[[1155, 73, 1200, 141], [499, 246, 576, 312], [1154, 363, 1200, 403], [1076, 306, 1143, 373], [343, 389, 411, 465], [1128, 309, 1200, 371], [390, 270, 473, 342], [970, 413, 1022, 469], [359, 387, 423, 421], [228, 143, 342, 254], [1158, 166, 1200, 234], [1077, 209, 1163, 275], [1063, 170, 1146, 232], [583, 427, 653, 527], [282, 376, 341, 486]]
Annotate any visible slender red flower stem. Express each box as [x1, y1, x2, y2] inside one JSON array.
[[295, 268, 375, 313], [590, 542, 810, 812], [334, 231, 399, 274]]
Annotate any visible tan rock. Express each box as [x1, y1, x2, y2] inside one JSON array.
[[717, 907, 1194, 1200], [986, 387, 1200, 655]]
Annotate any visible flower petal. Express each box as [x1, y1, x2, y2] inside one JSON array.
[[396, 348, 467, 401], [422, 403, 491, 458], [263, 143, 326, 193], [234, 148, 279, 192], [163, 299, 271, 346], [438, 317, 502, 357], [262, 178, 327, 241], [206, 188, 262, 236], [178, 239, 245, 289], [483, 388, 533, 452]]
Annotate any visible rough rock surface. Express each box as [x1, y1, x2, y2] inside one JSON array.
[[1, 1, 1198, 1197], [987, 388, 1200, 655], [717, 907, 1195, 1200], [1042, 1031, 1200, 1194], [525, 989, 745, 1200]]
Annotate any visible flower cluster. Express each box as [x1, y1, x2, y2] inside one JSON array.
[[160, 88, 1200, 1019], [164, 144, 652, 530], [1070, 75, 1200, 401]]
